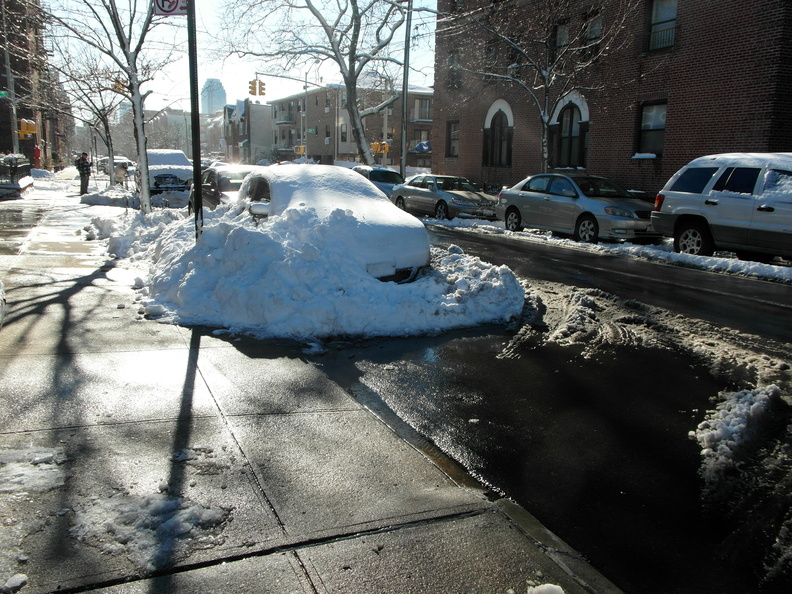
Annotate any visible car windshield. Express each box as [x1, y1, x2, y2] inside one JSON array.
[[573, 177, 633, 199], [439, 177, 476, 192], [218, 169, 255, 192], [370, 170, 404, 185]]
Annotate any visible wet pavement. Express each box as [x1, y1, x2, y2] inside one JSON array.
[[0, 194, 620, 592]]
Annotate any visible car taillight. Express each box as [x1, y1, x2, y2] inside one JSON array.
[[497, 191, 503, 203], [654, 194, 665, 211]]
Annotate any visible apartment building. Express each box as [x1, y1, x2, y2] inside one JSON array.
[[432, 0, 792, 195], [269, 84, 434, 170]]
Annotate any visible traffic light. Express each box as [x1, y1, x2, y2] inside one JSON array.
[[258, 80, 266, 96], [17, 119, 35, 139], [249, 80, 257, 95]]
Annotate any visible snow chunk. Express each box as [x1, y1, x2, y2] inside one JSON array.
[[70, 492, 231, 573]]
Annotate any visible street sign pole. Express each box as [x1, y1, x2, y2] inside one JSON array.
[[186, 2, 203, 240]]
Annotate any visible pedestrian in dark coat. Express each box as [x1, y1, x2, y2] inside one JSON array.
[[75, 152, 92, 195]]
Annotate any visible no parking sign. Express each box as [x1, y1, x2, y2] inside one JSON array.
[[153, 0, 188, 16]]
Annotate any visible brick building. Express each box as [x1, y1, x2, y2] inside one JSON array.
[[270, 84, 434, 171], [1, 0, 70, 168], [432, 0, 792, 197]]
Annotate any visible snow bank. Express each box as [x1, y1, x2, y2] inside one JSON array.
[[690, 385, 782, 483], [90, 202, 524, 342]]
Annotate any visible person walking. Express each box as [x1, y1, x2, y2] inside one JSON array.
[[75, 152, 92, 195]]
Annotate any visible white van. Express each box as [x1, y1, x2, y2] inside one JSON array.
[[651, 153, 792, 261]]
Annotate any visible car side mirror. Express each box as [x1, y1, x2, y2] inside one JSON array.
[[249, 202, 270, 225]]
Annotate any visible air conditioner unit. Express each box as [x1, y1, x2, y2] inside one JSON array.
[[324, 137, 330, 145]]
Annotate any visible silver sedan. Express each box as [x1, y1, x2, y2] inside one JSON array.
[[496, 173, 662, 244], [391, 175, 498, 221]]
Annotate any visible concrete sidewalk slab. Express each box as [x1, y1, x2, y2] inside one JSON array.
[[227, 411, 488, 539], [0, 348, 221, 431], [196, 346, 361, 415], [297, 509, 591, 593], [0, 418, 283, 592]]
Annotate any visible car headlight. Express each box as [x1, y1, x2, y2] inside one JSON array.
[[604, 206, 635, 218], [450, 197, 476, 206]]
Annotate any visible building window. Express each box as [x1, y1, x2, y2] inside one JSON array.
[[413, 98, 431, 121], [555, 21, 570, 48], [340, 124, 347, 143], [551, 103, 587, 168], [482, 110, 512, 168], [649, 0, 677, 50], [638, 102, 666, 156], [447, 121, 460, 157]]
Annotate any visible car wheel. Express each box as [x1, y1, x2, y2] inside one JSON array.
[[505, 208, 523, 232], [435, 201, 450, 220], [674, 221, 715, 256], [395, 197, 405, 210], [574, 214, 599, 243]]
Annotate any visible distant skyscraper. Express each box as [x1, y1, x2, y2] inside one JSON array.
[[201, 79, 227, 114]]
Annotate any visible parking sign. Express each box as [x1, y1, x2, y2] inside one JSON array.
[[153, 0, 188, 16]]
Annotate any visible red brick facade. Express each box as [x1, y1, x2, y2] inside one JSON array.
[[433, 0, 792, 196]]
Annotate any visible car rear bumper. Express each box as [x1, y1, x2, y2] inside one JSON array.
[[649, 212, 676, 237]]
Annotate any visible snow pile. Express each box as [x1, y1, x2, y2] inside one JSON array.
[[89, 202, 525, 341], [690, 385, 782, 483], [70, 492, 230, 573]]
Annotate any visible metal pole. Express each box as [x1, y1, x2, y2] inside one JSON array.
[[400, 0, 413, 179], [187, 1, 203, 239]]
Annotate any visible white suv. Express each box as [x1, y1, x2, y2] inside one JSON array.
[[651, 153, 792, 262]]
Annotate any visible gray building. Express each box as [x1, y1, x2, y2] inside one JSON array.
[[200, 79, 227, 115]]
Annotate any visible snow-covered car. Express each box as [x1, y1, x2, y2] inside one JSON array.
[[651, 153, 792, 261], [390, 174, 498, 220], [352, 165, 404, 198], [238, 164, 430, 281], [188, 164, 259, 212], [140, 149, 194, 194], [497, 173, 661, 244]]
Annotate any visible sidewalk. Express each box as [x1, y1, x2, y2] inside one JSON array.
[[0, 196, 622, 593]]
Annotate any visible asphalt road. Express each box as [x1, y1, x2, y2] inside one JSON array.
[[428, 226, 792, 348], [315, 226, 792, 593]]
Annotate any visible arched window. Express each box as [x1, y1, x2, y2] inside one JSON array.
[[482, 109, 512, 168], [550, 103, 588, 168]]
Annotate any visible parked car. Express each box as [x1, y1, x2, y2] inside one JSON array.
[[496, 173, 661, 244], [390, 174, 498, 220], [651, 153, 792, 261], [238, 164, 430, 282], [139, 149, 194, 194], [188, 164, 260, 212], [352, 165, 404, 197]]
